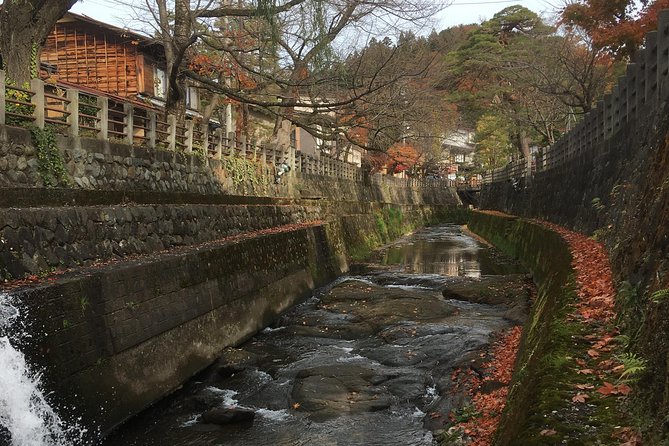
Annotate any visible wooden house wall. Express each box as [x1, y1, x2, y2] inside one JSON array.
[[42, 21, 144, 98]]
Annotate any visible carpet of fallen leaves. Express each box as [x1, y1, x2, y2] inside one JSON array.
[[0, 221, 324, 292], [450, 326, 523, 446]]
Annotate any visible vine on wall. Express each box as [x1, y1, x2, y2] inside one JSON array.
[[222, 157, 270, 191], [30, 126, 70, 187]]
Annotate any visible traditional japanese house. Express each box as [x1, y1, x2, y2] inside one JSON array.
[[41, 12, 164, 101]]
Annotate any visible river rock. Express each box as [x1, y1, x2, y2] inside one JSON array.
[[441, 274, 532, 324], [200, 407, 256, 425], [292, 364, 392, 420], [320, 280, 458, 330]]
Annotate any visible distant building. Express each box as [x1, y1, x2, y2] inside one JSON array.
[[441, 129, 476, 181]]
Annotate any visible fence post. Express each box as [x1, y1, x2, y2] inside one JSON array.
[[0, 71, 5, 125], [66, 88, 79, 138], [97, 96, 108, 140], [645, 31, 659, 106], [185, 119, 194, 153], [148, 111, 157, 149], [658, 10, 669, 99], [123, 103, 134, 145], [30, 78, 45, 129]]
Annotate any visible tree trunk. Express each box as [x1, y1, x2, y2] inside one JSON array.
[[0, 0, 77, 84]]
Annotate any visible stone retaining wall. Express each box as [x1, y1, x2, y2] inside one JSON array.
[[12, 222, 347, 433], [0, 203, 320, 280]]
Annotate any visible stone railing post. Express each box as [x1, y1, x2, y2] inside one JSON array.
[[215, 128, 223, 159], [167, 115, 177, 151], [185, 119, 194, 153], [289, 145, 297, 176], [260, 143, 267, 165], [618, 76, 628, 125], [148, 111, 157, 149], [228, 132, 236, 158], [97, 96, 108, 140], [30, 78, 45, 129], [626, 63, 638, 119], [66, 88, 79, 138], [240, 134, 247, 158], [202, 125, 209, 157], [0, 71, 6, 125], [603, 94, 613, 138], [123, 103, 134, 145], [611, 85, 621, 132], [637, 48, 647, 110]]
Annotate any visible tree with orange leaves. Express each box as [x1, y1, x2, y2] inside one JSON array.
[[385, 142, 422, 175], [561, 0, 669, 59]]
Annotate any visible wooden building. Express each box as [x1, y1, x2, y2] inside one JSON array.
[[41, 12, 165, 101]]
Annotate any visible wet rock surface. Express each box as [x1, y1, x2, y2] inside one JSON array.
[[102, 225, 531, 446]]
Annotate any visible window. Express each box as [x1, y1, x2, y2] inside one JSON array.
[[154, 67, 166, 98], [186, 85, 199, 110]]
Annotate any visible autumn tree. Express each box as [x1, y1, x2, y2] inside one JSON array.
[[441, 6, 558, 158], [474, 113, 513, 170], [561, 0, 669, 59], [121, 0, 446, 151], [0, 0, 78, 83], [339, 32, 455, 161]]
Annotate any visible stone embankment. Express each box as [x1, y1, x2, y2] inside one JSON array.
[[0, 123, 461, 436]]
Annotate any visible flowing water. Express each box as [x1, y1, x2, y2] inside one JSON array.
[[102, 224, 529, 446], [0, 295, 87, 446]]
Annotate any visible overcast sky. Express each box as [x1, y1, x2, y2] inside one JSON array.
[[71, 0, 560, 33]]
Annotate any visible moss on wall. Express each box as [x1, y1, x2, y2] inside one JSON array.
[[340, 204, 466, 262], [469, 212, 631, 445]]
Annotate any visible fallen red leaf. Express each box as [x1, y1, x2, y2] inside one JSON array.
[[540, 429, 558, 436], [572, 393, 589, 403]]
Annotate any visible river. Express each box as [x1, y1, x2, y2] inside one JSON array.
[[100, 224, 529, 446]]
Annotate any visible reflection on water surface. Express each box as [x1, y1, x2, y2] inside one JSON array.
[[380, 224, 524, 278]]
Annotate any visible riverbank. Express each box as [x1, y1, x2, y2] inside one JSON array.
[[468, 211, 641, 445]]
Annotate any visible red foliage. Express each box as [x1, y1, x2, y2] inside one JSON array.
[[539, 221, 616, 323], [386, 142, 422, 174], [453, 326, 523, 446], [561, 0, 669, 58]]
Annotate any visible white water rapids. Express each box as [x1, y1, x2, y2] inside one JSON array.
[[0, 293, 84, 446]]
